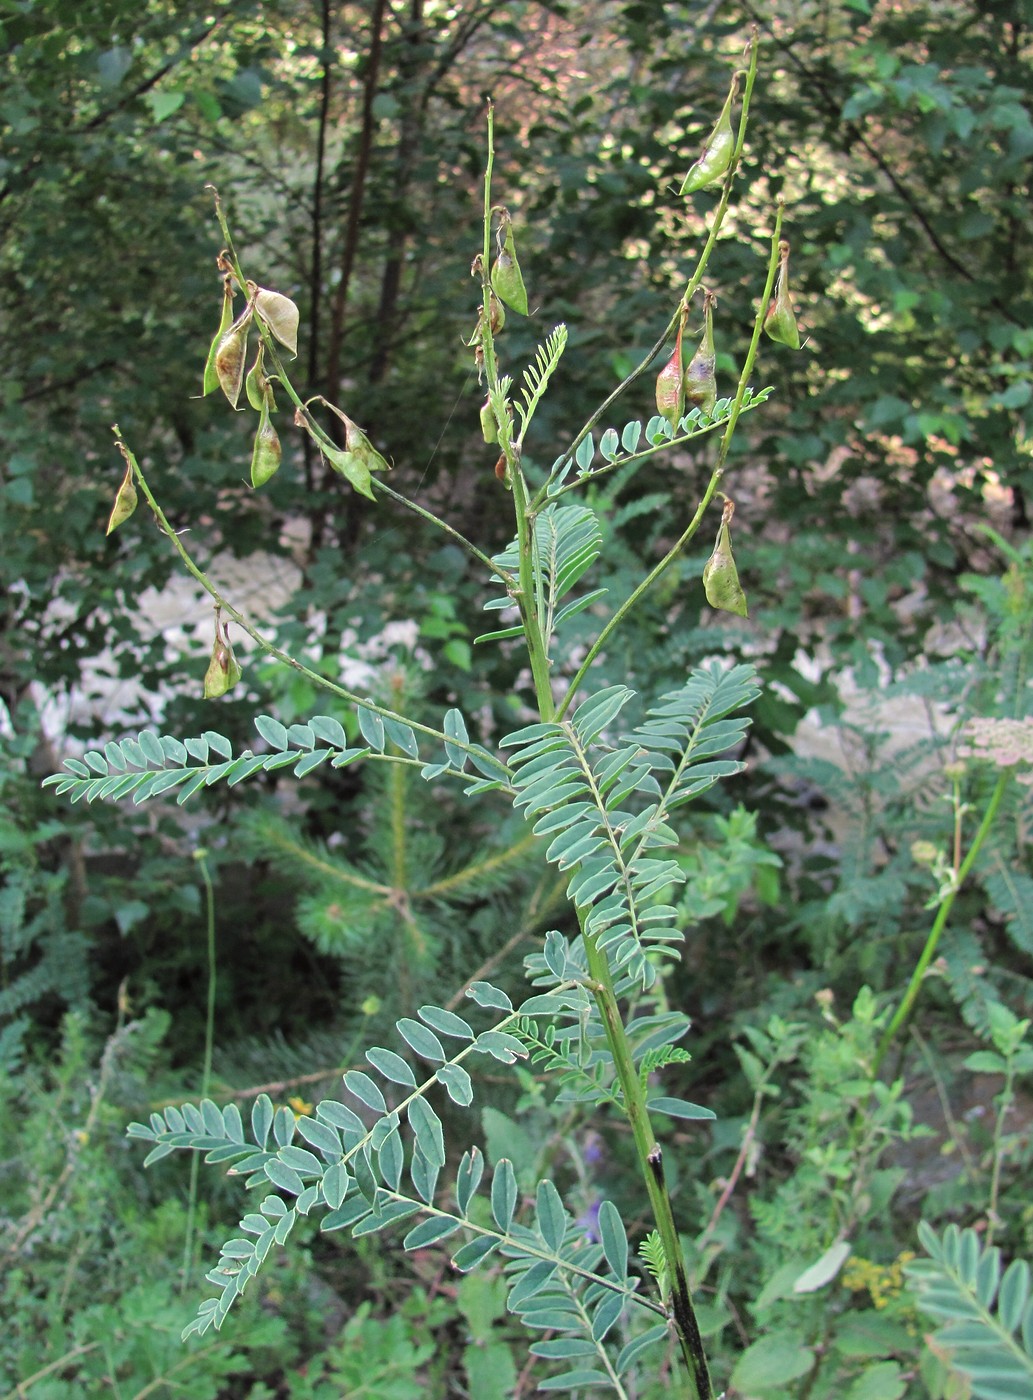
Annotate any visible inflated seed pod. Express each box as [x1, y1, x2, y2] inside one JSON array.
[[203, 617, 243, 699], [764, 240, 801, 349], [106, 462, 137, 535], [480, 397, 497, 444], [250, 394, 281, 487], [702, 502, 748, 617], [684, 290, 717, 416], [680, 74, 739, 195], [655, 312, 686, 430], [245, 340, 271, 412], [214, 305, 253, 408], [489, 291, 506, 335], [252, 285, 300, 355], [490, 210, 529, 315], [202, 275, 235, 396], [342, 414, 390, 479]]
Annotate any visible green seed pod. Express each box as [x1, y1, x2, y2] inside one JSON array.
[[342, 414, 390, 480], [680, 75, 739, 195], [480, 397, 497, 444], [244, 340, 277, 413], [490, 211, 529, 315], [214, 306, 253, 408], [203, 617, 243, 699], [202, 275, 235, 396], [252, 285, 299, 356], [655, 316, 685, 430], [489, 291, 506, 334], [322, 443, 373, 500], [250, 395, 281, 487], [765, 240, 801, 349], [106, 463, 137, 535], [702, 506, 748, 617], [684, 290, 717, 417]]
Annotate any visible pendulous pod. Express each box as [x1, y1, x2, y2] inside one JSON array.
[[684, 290, 718, 417], [490, 210, 529, 316], [702, 501, 748, 617], [655, 315, 686, 430], [106, 463, 137, 535], [250, 393, 282, 487], [764, 240, 801, 349], [680, 74, 739, 195]]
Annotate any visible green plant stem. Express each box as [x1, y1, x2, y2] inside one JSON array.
[[554, 28, 760, 481], [476, 103, 554, 718], [2, 1342, 101, 1398], [554, 202, 784, 722], [181, 849, 217, 1291], [985, 1061, 1015, 1247], [580, 922, 712, 1398], [555, 468, 724, 721], [371, 477, 509, 581], [111, 428, 506, 776], [512, 467, 556, 719], [873, 771, 1010, 1077]]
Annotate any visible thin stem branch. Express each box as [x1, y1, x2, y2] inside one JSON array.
[[111, 428, 506, 774], [553, 174, 784, 723], [873, 771, 1010, 1077], [548, 28, 760, 489]]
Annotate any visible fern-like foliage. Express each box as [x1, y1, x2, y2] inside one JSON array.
[[545, 388, 773, 499], [501, 663, 759, 986], [516, 323, 568, 438], [41, 708, 508, 806], [905, 1221, 1033, 1399], [480, 503, 605, 647], [513, 985, 711, 1123], [126, 978, 669, 1392]]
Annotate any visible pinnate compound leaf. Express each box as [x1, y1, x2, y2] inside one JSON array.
[[905, 1223, 1033, 1398]]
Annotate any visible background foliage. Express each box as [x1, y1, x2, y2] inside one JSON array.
[[2, 0, 1032, 1394]]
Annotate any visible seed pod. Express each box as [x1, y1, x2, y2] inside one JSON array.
[[203, 616, 243, 699], [764, 240, 801, 349], [480, 397, 497, 444], [214, 305, 253, 408], [250, 394, 282, 487], [299, 396, 389, 502], [341, 414, 390, 480], [490, 210, 529, 315], [655, 313, 686, 430], [202, 275, 235, 396], [684, 290, 717, 417], [702, 502, 748, 617], [489, 291, 506, 335], [253, 286, 299, 356], [680, 74, 739, 195], [322, 444, 373, 500], [245, 340, 269, 411], [106, 462, 137, 535]]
